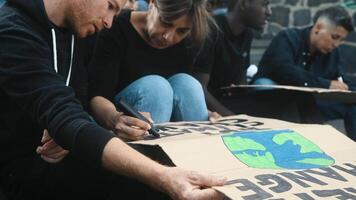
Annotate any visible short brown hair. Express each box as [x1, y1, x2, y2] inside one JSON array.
[[154, 0, 217, 45]]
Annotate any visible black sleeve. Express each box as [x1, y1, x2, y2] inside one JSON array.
[[258, 32, 331, 88], [338, 56, 356, 91], [340, 74, 356, 91], [88, 18, 126, 102], [71, 35, 97, 111], [193, 30, 221, 74], [194, 29, 245, 88], [0, 20, 115, 166]]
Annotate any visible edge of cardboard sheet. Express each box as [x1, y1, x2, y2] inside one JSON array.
[[222, 84, 356, 103]]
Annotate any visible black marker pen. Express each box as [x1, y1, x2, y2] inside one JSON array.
[[117, 99, 160, 138]]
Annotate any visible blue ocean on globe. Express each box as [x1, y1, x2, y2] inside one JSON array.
[[222, 129, 335, 169]]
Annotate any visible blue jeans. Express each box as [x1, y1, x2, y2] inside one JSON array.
[[252, 77, 278, 90], [115, 73, 208, 123], [136, 0, 148, 11]]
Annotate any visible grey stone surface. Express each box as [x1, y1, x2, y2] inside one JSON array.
[[286, 0, 299, 5], [264, 23, 284, 39], [271, 6, 290, 27], [293, 9, 311, 26], [307, 0, 341, 7], [270, 0, 283, 4]]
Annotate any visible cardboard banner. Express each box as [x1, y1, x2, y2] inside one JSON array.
[[135, 115, 356, 200], [221, 85, 356, 104]]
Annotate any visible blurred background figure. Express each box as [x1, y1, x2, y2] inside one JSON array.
[[253, 6, 356, 141], [193, 0, 272, 116], [124, 0, 148, 11]]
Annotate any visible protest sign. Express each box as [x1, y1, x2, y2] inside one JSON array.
[[136, 115, 356, 199]]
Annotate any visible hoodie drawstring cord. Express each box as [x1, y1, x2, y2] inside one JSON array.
[[51, 28, 74, 86]]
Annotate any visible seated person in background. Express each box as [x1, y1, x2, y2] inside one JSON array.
[[89, 0, 217, 141], [253, 6, 356, 141], [193, 0, 272, 116]]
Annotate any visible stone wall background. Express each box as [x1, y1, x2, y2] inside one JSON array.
[[266, 0, 356, 37]]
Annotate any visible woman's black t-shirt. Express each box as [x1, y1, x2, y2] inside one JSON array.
[[88, 10, 197, 102]]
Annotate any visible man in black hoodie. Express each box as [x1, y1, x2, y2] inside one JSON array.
[[0, 0, 226, 199]]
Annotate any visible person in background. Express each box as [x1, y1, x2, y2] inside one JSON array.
[[0, 0, 226, 199], [88, 0, 219, 141], [193, 0, 272, 116], [253, 6, 356, 141], [124, 0, 148, 11]]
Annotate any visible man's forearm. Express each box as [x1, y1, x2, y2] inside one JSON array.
[[102, 137, 167, 193]]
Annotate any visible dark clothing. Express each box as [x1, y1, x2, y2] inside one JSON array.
[[317, 101, 356, 141], [88, 9, 196, 102], [193, 13, 253, 96], [254, 27, 356, 90], [0, 145, 171, 200], [0, 0, 130, 198], [0, 1, 172, 199], [50, 25, 96, 110], [254, 27, 356, 141], [71, 35, 98, 110], [0, 0, 114, 167]]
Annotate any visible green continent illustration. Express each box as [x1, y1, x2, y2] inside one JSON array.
[[222, 129, 335, 169]]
